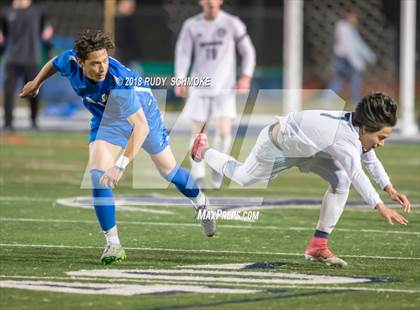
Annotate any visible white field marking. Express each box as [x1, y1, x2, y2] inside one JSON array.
[[0, 280, 259, 295], [179, 263, 250, 269], [66, 269, 373, 285], [56, 197, 186, 208], [55, 196, 420, 210], [178, 263, 272, 270], [0, 217, 199, 227], [288, 227, 420, 235], [1, 217, 419, 236], [54, 201, 174, 215], [56, 197, 313, 219], [56, 197, 265, 214], [207, 205, 420, 215], [0, 275, 209, 286], [1, 275, 419, 294], [1, 243, 419, 261], [0, 196, 54, 202], [57, 199, 251, 221], [271, 286, 420, 294], [1, 195, 419, 213], [56, 196, 264, 207]]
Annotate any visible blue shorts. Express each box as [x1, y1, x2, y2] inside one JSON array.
[[89, 92, 170, 154]]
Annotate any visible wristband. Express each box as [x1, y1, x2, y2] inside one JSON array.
[[115, 155, 130, 170]]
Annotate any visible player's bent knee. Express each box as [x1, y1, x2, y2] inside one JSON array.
[[329, 172, 351, 193], [237, 179, 257, 187], [224, 160, 258, 187], [334, 180, 351, 193], [231, 175, 259, 187], [332, 187, 350, 194], [328, 184, 350, 195]]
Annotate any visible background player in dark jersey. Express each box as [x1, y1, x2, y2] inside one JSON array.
[[0, 0, 53, 131]]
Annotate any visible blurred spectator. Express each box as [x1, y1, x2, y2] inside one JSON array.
[[325, 10, 376, 105], [0, 0, 53, 132], [114, 0, 143, 73]]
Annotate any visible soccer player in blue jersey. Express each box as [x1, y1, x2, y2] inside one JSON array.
[[20, 30, 216, 265]]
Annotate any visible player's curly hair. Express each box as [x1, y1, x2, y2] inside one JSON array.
[[353, 92, 397, 132], [74, 30, 115, 60]]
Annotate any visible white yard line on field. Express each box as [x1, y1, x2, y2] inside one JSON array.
[[0, 217, 200, 227], [1, 217, 419, 236], [288, 227, 420, 235], [0, 275, 419, 294], [0, 243, 419, 261], [0, 196, 54, 202], [53, 204, 174, 215], [1, 195, 419, 212]]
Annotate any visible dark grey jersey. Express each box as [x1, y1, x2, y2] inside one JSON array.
[[1, 4, 46, 65]]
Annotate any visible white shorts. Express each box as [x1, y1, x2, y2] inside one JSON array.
[[240, 124, 301, 181], [183, 90, 236, 122], [236, 124, 351, 191]]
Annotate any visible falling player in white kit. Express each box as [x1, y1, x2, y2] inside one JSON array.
[[174, 0, 256, 188], [191, 92, 411, 267]]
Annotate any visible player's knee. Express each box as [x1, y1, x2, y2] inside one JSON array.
[[237, 178, 256, 187], [330, 181, 351, 194], [232, 173, 258, 187], [330, 187, 350, 195], [329, 171, 351, 193], [224, 160, 256, 187]]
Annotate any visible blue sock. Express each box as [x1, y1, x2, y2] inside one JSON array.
[[90, 169, 116, 231], [163, 165, 199, 199], [314, 229, 329, 239]]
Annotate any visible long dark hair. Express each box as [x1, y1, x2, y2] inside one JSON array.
[[74, 30, 115, 60], [353, 92, 397, 132]]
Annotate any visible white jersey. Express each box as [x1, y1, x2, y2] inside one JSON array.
[[275, 110, 390, 207], [175, 10, 255, 95]]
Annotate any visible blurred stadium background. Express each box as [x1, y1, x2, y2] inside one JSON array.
[[0, 0, 419, 136], [0, 2, 419, 309]]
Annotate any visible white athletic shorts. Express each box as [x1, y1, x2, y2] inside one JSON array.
[[183, 90, 236, 122], [239, 124, 350, 191], [239, 124, 301, 182]]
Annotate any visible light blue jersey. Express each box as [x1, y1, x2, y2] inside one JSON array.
[[52, 49, 169, 153]]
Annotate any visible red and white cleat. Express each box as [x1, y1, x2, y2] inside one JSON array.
[[304, 236, 347, 267], [191, 133, 209, 162]]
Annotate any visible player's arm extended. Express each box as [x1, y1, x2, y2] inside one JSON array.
[[236, 33, 256, 90], [234, 18, 256, 91], [100, 108, 150, 188], [20, 58, 57, 98], [361, 150, 411, 212], [123, 108, 150, 162], [334, 145, 408, 225], [174, 21, 193, 98]]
